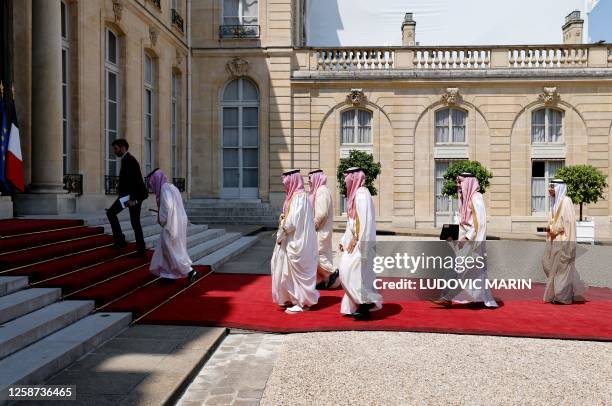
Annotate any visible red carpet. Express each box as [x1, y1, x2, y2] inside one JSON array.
[[142, 273, 612, 341], [0, 219, 83, 236], [0, 218, 211, 320]]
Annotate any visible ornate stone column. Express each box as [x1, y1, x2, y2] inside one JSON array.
[[30, 0, 63, 193], [15, 0, 75, 214]]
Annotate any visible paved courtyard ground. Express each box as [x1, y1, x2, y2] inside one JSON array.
[[178, 330, 612, 405], [176, 231, 612, 405]]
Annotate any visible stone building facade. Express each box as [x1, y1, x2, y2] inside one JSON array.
[[3, 1, 612, 236]]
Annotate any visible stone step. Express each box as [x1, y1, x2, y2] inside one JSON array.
[[84, 214, 158, 228], [188, 198, 262, 205], [187, 208, 278, 216], [0, 276, 28, 297], [195, 236, 259, 270], [0, 288, 62, 324], [0, 312, 131, 403], [186, 204, 275, 210], [145, 228, 226, 250], [189, 216, 278, 227], [0, 300, 94, 360], [187, 232, 242, 262]]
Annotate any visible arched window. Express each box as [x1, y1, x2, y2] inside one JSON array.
[[341, 109, 372, 145], [221, 78, 259, 198], [532, 108, 562, 143], [144, 53, 155, 175], [105, 28, 121, 177], [435, 108, 466, 144]]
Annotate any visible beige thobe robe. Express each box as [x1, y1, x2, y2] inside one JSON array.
[[313, 185, 334, 279], [149, 183, 193, 279], [541, 196, 587, 303], [338, 187, 383, 314], [271, 191, 320, 308]]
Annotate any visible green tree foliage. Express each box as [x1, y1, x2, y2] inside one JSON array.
[[337, 150, 382, 196], [555, 165, 607, 221], [442, 161, 493, 198]]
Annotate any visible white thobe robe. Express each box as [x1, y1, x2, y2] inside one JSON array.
[[338, 187, 383, 315], [443, 192, 498, 307], [541, 196, 587, 303], [149, 183, 193, 279], [271, 191, 320, 308], [313, 185, 334, 279]]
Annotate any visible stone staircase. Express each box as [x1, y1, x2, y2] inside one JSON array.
[[186, 199, 280, 228], [0, 276, 130, 403], [0, 212, 261, 400], [82, 211, 259, 269]]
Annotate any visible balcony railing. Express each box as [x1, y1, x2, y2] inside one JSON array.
[[150, 0, 161, 10], [173, 178, 186, 193], [171, 9, 184, 33], [63, 174, 83, 196], [303, 44, 612, 72], [105, 176, 119, 195], [219, 24, 260, 39]]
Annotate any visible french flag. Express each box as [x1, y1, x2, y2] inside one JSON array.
[[6, 102, 24, 192]]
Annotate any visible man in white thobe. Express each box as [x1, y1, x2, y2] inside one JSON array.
[[147, 169, 196, 283], [271, 169, 320, 314], [338, 167, 383, 320], [308, 169, 339, 290], [542, 179, 587, 304], [433, 173, 497, 308]]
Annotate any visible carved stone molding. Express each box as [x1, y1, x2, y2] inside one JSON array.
[[441, 87, 462, 106], [149, 27, 158, 47], [346, 89, 366, 106], [538, 87, 561, 106], [225, 57, 250, 77], [112, 0, 123, 22], [175, 49, 183, 66]]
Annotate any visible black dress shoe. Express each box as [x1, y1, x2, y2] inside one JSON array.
[[188, 270, 198, 284], [112, 241, 128, 249], [351, 303, 372, 320]]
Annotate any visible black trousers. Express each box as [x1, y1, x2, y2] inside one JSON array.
[[106, 198, 145, 248]]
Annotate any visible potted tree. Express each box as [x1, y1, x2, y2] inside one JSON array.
[[555, 165, 607, 244], [337, 150, 382, 213]]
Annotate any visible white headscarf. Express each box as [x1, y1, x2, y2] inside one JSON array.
[[551, 181, 568, 216]]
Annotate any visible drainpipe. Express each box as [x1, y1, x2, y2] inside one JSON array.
[[186, 0, 193, 197]]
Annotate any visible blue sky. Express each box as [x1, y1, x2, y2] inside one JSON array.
[[306, 0, 605, 46]]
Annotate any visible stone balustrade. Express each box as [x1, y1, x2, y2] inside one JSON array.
[[302, 45, 612, 71]]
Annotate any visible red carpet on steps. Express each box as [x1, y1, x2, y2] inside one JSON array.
[[0, 218, 212, 320], [0, 218, 84, 236], [0, 226, 104, 253], [142, 273, 612, 341]]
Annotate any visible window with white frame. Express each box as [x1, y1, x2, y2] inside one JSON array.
[[435, 108, 466, 144], [61, 1, 70, 174], [105, 28, 120, 176], [144, 53, 155, 175], [435, 159, 461, 216], [532, 108, 563, 143], [171, 72, 179, 179], [532, 160, 565, 213], [341, 109, 372, 145], [223, 0, 259, 26]]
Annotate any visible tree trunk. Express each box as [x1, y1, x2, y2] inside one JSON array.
[[580, 203, 583, 222]]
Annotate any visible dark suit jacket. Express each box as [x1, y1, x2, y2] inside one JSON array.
[[118, 152, 148, 202]]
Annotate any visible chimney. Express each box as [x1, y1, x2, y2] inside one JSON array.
[[402, 13, 416, 46], [562, 10, 583, 44]]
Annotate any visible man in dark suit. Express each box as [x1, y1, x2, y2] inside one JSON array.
[[106, 139, 149, 255]]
